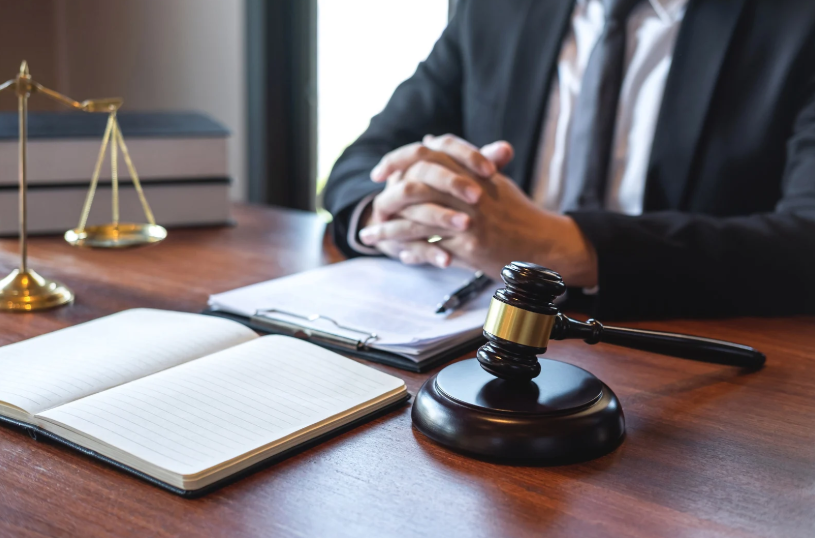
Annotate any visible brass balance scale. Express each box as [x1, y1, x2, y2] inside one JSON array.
[[0, 61, 167, 312]]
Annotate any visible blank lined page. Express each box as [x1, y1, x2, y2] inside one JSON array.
[[0, 309, 257, 416], [37, 336, 406, 477]]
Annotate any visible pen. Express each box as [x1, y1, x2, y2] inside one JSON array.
[[435, 271, 493, 314]]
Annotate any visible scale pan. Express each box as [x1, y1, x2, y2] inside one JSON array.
[[65, 223, 167, 248]]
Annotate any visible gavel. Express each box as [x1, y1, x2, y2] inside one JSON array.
[[478, 261, 765, 382], [412, 261, 765, 462]]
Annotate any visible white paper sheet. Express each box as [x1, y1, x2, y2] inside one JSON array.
[[208, 258, 496, 357]]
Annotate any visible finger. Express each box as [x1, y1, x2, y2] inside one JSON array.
[[359, 219, 452, 246], [371, 180, 451, 221], [385, 169, 404, 187], [398, 203, 470, 231], [423, 134, 496, 178], [403, 161, 482, 203], [396, 241, 451, 269], [480, 141, 515, 170], [373, 239, 404, 260], [371, 143, 470, 183]]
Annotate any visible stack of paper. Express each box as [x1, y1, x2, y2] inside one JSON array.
[[208, 258, 497, 364]]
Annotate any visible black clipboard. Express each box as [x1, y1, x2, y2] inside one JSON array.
[[201, 308, 484, 373]]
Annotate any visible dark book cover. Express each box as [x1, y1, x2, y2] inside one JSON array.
[[0, 111, 229, 140]]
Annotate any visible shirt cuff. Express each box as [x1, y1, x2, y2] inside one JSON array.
[[582, 285, 600, 295], [346, 193, 380, 256]]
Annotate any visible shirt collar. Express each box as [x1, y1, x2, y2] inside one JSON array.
[[580, 0, 688, 23], [649, 0, 688, 23]]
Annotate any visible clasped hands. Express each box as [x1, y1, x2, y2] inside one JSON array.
[[358, 134, 598, 287]]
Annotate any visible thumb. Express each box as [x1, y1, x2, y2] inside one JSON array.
[[480, 141, 515, 170]]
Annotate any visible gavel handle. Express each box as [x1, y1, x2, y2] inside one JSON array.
[[552, 315, 766, 368], [599, 325, 765, 368]]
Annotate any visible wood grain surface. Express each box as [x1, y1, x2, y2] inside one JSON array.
[[0, 204, 812, 538]]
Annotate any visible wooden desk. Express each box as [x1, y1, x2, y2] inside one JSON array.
[[0, 204, 813, 538]]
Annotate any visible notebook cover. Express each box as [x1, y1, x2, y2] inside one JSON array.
[[201, 308, 485, 373], [0, 394, 410, 498], [0, 111, 229, 140]]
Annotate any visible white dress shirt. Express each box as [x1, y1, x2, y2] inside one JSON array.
[[348, 0, 688, 253], [532, 0, 687, 215]]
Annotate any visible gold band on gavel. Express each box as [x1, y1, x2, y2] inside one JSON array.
[[482, 298, 556, 348]]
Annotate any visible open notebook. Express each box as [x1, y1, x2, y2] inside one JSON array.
[[207, 258, 498, 371], [0, 309, 407, 496]]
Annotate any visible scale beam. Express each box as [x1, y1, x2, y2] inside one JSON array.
[[0, 60, 166, 312]]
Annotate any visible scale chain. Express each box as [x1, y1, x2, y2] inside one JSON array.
[[114, 118, 157, 226], [77, 113, 116, 232], [111, 113, 119, 226]]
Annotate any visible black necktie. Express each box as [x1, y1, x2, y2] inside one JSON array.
[[562, 0, 642, 211]]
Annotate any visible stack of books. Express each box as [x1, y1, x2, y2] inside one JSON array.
[[0, 111, 232, 236]]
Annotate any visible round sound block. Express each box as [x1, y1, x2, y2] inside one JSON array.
[[412, 358, 625, 461]]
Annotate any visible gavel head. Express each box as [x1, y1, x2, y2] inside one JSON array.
[[477, 262, 566, 381]]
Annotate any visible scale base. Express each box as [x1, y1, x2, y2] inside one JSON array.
[[412, 358, 625, 462], [65, 223, 167, 248], [0, 268, 74, 312]]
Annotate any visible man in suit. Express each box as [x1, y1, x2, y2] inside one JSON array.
[[323, 0, 815, 319]]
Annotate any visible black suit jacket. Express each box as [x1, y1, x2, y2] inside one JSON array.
[[322, 0, 815, 320]]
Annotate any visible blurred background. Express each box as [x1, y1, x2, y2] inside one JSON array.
[[0, 0, 451, 212]]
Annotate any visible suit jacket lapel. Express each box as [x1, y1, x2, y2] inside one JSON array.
[[500, 0, 574, 191], [646, 0, 747, 210]]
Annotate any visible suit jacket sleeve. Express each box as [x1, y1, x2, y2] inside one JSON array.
[[569, 67, 815, 320], [321, 2, 467, 257]]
